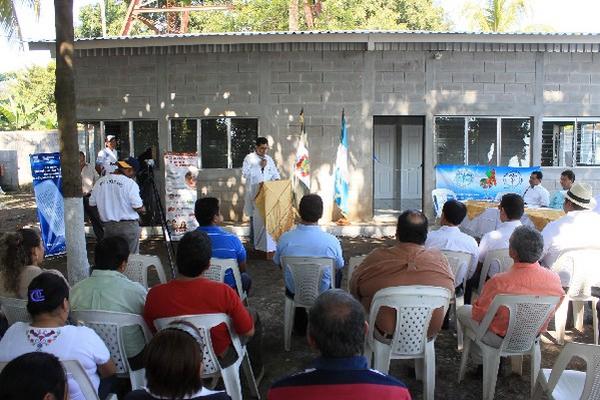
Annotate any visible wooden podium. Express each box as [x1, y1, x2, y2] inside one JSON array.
[[253, 180, 294, 254]]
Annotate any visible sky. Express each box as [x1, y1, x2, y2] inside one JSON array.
[[1, 0, 600, 73]]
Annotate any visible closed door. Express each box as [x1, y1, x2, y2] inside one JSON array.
[[401, 125, 423, 199], [374, 125, 396, 199]]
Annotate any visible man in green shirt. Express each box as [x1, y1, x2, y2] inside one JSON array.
[[70, 236, 147, 370]]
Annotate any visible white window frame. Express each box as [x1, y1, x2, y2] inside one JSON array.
[[543, 117, 600, 168]]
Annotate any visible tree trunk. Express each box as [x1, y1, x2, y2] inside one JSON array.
[[303, 0, 314, 29], [54, 0, 89, 284], [99, 0, 107, 37], [289, 0, 299, 31]]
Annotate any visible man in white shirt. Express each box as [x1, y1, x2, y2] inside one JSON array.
[[522, 170, 550, 207], [549, 170, 575, 210], [464, 193, 524, 304], [89, 157, 146, 254], [426, 199, 479, 290], [80, 151, 103, 240], [541, 182, 600, 272], [242, 137, 280, 252], [95, 135, 118, 176]]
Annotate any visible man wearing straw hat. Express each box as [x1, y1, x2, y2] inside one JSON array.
[[540, 182, 600, 269]]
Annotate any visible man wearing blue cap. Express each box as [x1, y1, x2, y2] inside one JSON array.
[[89, 156, 146, 253]]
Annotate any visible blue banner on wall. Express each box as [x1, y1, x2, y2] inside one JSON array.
[[30, 153, 66, 256], [435, 165, 540, 201]]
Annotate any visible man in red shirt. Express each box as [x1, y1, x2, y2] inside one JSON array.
[[144, 230, 263, 377], [457, 225, 564, 364]]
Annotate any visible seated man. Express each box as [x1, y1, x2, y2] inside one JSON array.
[[457, 226, 564, 364], [144, 230, 263, 378], [541, 182, 600, 269], [549, 169, 575, 210], [522, 170, 550, 207], [195, 197, 251, 294], [274, 194, 344, 332], [425, 199, 479, 291], [464, 193, 524, 304], [350, 210, 454, 340], [268, 290, 411, 400], [70, 236, 147, 370]]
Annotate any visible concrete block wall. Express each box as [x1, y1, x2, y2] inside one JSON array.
[[73, 45, 600, 221], [197, 169, 246, 222]]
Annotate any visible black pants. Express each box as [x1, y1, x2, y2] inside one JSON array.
[[83, 196, 104, 240], [219, 307, 263, 374]]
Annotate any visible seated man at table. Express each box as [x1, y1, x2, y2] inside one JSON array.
[[426, 199, 479, 291], [457, 226, 564, 364], [195, 197, 251, 294], [522, 170, 550, 207], [268, 290, 411, 400], [541, 182, 600, 269], [144, 230, 263, 378], [464, 193, 524, 304], [274, 194, 344, 333], [350, 210, 454, 340], [549, 170, 575, 210]]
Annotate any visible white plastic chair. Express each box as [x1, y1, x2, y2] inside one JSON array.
[[345, 255, 366, 291], [474, 249, 513, 301], [441, 250, 473, 351], [154, 313, 260, 400], [204, 258, 248, 303], [432, 188, 457, 218], [0, 359, 117, 400], [458, 294, 561, 400], [280, 256, 335, 351], [365, 285, 452, 400], [71, 310, 152, 390], [552, 249, 600, 345], [532, 342, 600, 400], [0, 296, 30, 325], [125, 254, 167, 289]]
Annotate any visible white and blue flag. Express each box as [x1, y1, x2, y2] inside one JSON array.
[[334, 110, 349, 217]]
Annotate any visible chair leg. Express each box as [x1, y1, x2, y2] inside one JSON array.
[[372, 340, 392, 374], [553, 297, 569, 345], [573, 300, 585, 331], [531, 370, 545, 400], [530, 343, 541, 398], [283, 298, 295, 351], [415, 358, 423, 381], [593, 299, 599, 345], [241, 352, 260, 399], [483, 352, 501, 400], [423, 341, 436, 400], [458, 336, 471, 382], [221, 368, 243, 400], [510, 355, 523, 376], [129, 369, 146, 390]]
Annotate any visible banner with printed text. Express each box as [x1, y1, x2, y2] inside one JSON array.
[[164, 152, 199, 241], [30, 152, 66, 256], [435, 165, 540, 201]]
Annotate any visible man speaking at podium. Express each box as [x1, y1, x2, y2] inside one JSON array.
[[242, 137, 280, 254]]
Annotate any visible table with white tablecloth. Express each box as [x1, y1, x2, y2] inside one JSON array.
[[460, 200, 565, 238]]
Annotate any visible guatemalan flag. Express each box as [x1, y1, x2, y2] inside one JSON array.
[[334, 109, 350, 217], [294, 108, 311, 189]]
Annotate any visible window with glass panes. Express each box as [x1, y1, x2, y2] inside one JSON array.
[[435, 117, 531, 166], [542, 118, 600, 167]]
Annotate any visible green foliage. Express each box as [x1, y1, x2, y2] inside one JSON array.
[[76, 0, 448, 36], [0, 62, 57, 130], [0, 0, 40, 44], [464, 0, 527, 32]]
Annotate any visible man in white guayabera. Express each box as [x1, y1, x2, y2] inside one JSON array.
[[96, 135, 118, 176]]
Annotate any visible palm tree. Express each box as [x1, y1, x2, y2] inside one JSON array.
[[0, 0, 39, 44], [466, 0, 527, 32]]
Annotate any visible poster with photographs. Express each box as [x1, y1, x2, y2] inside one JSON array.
[[164, 152, 199, 240]]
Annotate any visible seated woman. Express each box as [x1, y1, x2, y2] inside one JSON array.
[[0, 228, 66, 299], [0, 351, 68, 400], [125, 321, 231, 400], [0, 273, 116, 400]]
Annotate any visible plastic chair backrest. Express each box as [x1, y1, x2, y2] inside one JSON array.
[[478, 248, 513, 292], [346, 255, 366, 291], [125, 254, 167, 288], [476, 294, 560, 354], [0, 296, 30, 325], [205, 258, 245, 299], [154, 313, 237, 376], [71, 310, 152, 375], [552, 249, 600, 298], [432, 189, 457, 218], [545, 342, 600, 400], [441, 250, 472, 287], [369, 285, 452, 355], [281, 257, 335, 307]]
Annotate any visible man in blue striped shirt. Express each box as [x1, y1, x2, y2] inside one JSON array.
[[195, 197, 251, 294]]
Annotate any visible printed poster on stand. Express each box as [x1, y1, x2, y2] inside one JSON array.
[[164, 152, 199, 240]]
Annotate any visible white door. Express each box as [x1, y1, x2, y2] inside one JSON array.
[[401, 125, 423, 199], [374, 125, 396, 199]]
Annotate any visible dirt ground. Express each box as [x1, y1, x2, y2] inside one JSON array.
[[0, 191, 591, 399]]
